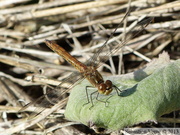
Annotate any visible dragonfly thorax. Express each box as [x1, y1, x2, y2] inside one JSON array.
[[83, 66, 113, 95]]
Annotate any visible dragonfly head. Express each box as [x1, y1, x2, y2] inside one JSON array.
[[98, 80, 113, 95]]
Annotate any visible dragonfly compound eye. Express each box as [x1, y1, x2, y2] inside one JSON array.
[[98, 83, 107, 94], [105, 80, 112, 89]]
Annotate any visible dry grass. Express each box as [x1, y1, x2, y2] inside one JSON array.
[[0, 0, 179, 134]]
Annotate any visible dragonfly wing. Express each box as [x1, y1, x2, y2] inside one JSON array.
[[86, 17, 154, 68], [86, 11, 130, 67], [44, 71, 84, 105], [20, 71, 84, 115]]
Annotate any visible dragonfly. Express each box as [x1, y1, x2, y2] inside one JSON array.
[[45, 40, 121, 106], [20, 12, 153, 113]]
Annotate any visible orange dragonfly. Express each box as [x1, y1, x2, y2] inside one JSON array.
[[21, 14, 153, 112], [45, 40, 121, 106], [45, 40, 116, 95]]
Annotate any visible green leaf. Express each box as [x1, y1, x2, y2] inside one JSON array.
[[65, 53, 180, 132]]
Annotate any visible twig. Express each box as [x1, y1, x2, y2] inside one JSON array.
[[9, 0, 127, 21]]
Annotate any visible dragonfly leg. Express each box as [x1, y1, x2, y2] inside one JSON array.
[[104, 94, 114, 107], [89, 90, 98, 109], [92, 90, 113, 108], [84, 86, 101, 109], [95, 93, 107, 105], [83, 86, 95, 107], [89, 88, 110, 108], [84, 86, 114, 109], [113, 85, 121, 96]]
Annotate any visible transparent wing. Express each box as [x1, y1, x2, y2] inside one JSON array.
[[86, 10, 130, 67], [44, 71, 84, 105], [86, 17, 154, 68], [19, 71, 84, 115]]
